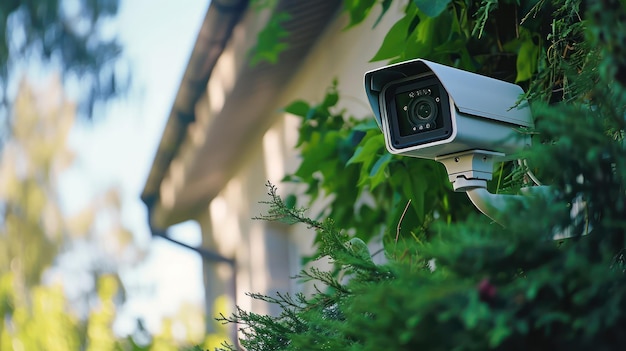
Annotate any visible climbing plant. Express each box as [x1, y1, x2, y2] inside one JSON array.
[[267, 0, 576, 245]]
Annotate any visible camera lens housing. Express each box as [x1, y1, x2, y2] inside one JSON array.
[[383, 76, 452, 149], [364, 58, 533, 160]]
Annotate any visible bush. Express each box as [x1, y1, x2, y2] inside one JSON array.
[[216, 1, 626, 350]]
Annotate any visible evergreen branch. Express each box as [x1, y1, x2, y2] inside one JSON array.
[[245, 291, 307, 313], [296, 267, 350, 295], [254, 181, 326, 231]]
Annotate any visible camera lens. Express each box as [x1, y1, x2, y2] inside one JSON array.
[[389, 78, 451, 146], [408, 96, 437, 124]]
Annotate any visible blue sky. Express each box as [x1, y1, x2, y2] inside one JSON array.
[[61, 0, 211, 335]]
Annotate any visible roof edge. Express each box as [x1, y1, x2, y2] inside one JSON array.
[[140, 0, 249, 214]]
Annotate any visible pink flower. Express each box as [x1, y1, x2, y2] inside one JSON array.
[[478, 278, 497, 302]]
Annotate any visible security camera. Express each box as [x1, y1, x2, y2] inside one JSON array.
[[364, 59, 533, 160], [364, 59, 538, 224]]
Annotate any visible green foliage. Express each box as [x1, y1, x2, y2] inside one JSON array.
[[280, 0, 571, 251], [343, 0, 378, 28], [0, 78, 195, 351], [221, 79, 626, 348], [249, 11, 291, 66], [412, 0, 452, 18], [522, 0, 591, 102], [279, 0, 602, 250], [587, 0, 626, 92], [218, 184, 392, 351], [248, 0, 296, 66], [369, 1, 476, 67], [0, 272, 82, 350], [220, 0, 626, 350], [282, 80, 473, 247], [0, 79, 72, 288], [222, 168, 626, 350]]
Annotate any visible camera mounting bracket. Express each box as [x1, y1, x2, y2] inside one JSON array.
[[436, 150, 558, 228], [435, 150, 504, 192], [437, 150, 510, 224]]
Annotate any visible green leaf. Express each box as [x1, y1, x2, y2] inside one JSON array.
[[516, 33, 541, 83], [407, 13, 421, 37], [369, 153, 393, 190], [305, 106, 317, 120], [249, 12, 291, 66], [373, 0, 393, 28], [410, 179, 426, 222], [347, 133, 384, 166], [343, 0, 376, 28], [370, 13, 414, 62], [284, 194, 297, 209], [401, 15, 437, 61], [489, 315, 513, 347], [413, 0, 452, 18], [322, 90, 339, 108], [353, 118, 379, 131], [283, 100, 310, 117]]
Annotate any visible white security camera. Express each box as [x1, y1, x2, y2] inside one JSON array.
[[364, 59, 533, 160], [364, 59, 539, 225]]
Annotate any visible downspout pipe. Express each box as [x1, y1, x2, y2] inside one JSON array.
[[147, 208, 239, 345], [145, 206, 235, 266], [150, 227, 235, 267]]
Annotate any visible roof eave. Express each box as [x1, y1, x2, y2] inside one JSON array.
[[140, 0, 249, 220], [142, 0, 343, 228]]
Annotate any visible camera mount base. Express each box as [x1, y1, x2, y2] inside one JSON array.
[[435, 150, 505, 192]]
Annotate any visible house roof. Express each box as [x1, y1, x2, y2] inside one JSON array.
[[141, 0, 342, 227]]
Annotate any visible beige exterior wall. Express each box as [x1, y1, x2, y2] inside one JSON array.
[[198, 4, 405, 327]]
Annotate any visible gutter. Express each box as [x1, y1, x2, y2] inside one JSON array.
[[141, 0, 343, 251], [141, 0, 249, 217]]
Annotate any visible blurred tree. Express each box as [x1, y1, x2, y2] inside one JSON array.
[[0, 0, 124, 142], [201, 295, 232, 350], [0, 76, 74, 291], [86, 274, 124, 351], [0, 273, 82, 350], [0, 77, 132, 350], [149, 319, 178, 351], [0, 3, 204, 347], [0, 75, 204, 350]]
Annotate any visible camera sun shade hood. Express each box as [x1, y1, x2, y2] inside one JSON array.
[[364, 59, 533, 129]]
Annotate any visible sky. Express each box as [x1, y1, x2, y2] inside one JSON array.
[[59, 0, 212, 336]]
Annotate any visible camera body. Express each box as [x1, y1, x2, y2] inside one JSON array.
[[364, 59, 533, 160]]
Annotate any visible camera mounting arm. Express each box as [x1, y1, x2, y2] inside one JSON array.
[[436, 150, 582, 236], [436, 150, 549, 225], [435, 150, 504, 192]]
